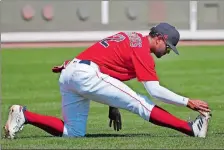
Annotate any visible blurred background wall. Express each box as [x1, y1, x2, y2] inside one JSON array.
[[1, 0, 224, 42]]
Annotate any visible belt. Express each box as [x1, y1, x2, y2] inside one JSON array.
[[78, 60, 91, 65], [73, 59, 99, 69]]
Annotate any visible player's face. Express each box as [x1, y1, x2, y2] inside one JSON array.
[[154, 38, 170, 58]]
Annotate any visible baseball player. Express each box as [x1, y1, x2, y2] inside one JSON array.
[[4, 23, 211, 139]]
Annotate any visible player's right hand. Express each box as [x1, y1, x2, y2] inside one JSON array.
[[187, 99, 211, 116], [52, 60, 71, 73]]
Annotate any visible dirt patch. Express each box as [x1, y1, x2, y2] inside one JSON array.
[[1, 40, 224, 49]]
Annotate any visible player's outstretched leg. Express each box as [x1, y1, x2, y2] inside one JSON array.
[[149, 105, 211, 137], [72, 61, 211, 138], [4, 105, 64, 139]]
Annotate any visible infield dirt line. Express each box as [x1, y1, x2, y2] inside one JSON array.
[[1, 40, 224, 49]]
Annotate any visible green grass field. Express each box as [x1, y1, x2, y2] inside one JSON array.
[[1, 46, 224, 149]]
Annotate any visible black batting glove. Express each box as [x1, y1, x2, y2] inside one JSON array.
[[108, 106, 122, 131]]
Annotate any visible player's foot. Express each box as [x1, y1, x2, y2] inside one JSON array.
[[4, 105, 26, 139], [190, 112, 211, 138]]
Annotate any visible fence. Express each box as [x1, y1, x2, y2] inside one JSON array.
[[1, 0, 224, 43]]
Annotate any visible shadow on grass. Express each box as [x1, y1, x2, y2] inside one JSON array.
[[1, 135, 54, 140], [213, 132, 224, 135], [85, 133, 183, 138], [20, 135, 54, 139]]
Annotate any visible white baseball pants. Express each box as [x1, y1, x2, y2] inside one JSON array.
[[59, 58, 155, 137]]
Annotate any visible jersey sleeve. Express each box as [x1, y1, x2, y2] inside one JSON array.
[[131, 48, 159, 81]]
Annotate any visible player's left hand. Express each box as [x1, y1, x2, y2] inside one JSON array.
[[187, 99, 211, 116], [108, 106, 122, 131]]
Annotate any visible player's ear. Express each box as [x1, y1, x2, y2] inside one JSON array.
[[155, 37, 160, 45], [157, 37, 164, 45]]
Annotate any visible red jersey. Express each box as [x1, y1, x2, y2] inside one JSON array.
[[76, 32, 159, 82]]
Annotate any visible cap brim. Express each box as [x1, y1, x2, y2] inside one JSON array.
[[166, 41, 179, 55]]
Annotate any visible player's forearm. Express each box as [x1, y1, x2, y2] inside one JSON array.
[[142, 81, 189, 106]]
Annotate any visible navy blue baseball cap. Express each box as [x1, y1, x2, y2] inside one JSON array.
[[153, 23, 180, 55]]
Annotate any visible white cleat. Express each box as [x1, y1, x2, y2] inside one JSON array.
[[191, 112, 212, 138], [4, 105, 26, 139]]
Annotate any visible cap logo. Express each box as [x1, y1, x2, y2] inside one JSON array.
[[163, 34, 168, 40]]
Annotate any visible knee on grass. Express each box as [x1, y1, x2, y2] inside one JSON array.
[[62, 126, 86, 138]]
